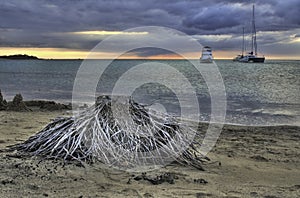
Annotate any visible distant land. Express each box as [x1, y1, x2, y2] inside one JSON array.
[[0, 54, 40, 60]]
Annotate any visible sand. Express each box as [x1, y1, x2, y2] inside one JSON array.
[[0, 110, 299, 198]]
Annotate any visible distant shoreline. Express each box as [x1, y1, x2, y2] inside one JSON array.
[[0, 54, 41, 60]]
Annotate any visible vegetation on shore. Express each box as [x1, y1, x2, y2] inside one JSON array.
[[0, 90, 71, 111], [0, 54, 40, 60]]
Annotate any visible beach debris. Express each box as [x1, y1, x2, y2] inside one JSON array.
[[8, 95, 207, 171], [196, 192, 212, 198], [0, 90, 8, 110], [7, 93, 31, 111], [143, 193, 154, 198], [193, 178, 208, 184], [250, 155, 269, 162], [24, 100, 71, 111], [133, 172, 178, 185]]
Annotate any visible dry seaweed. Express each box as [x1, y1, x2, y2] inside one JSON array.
[[8, 96, 206, 171]]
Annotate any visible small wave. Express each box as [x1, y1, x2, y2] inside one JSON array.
[[261, 109, 299, 116]]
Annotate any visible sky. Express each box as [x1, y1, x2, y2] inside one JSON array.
[[0, 0, 299, 59]]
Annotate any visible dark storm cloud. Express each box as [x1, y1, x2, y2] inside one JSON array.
[[127, 48, 176, 57], [0, 0, 299, 55]]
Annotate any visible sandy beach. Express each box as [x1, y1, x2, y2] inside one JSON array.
[[0, 109, 299, 198]]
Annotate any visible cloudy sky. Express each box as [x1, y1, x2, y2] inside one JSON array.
[[0, 0, 299, 59]]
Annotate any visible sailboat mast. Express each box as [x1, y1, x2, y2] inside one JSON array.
[[251, 5, 254, 54], [242, 27, 245, 56], [251, 4, 257, 55]]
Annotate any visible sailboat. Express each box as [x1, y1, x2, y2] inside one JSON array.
[[233, 5, 265, 63]]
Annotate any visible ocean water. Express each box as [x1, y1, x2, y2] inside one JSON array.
[[0, 59, 299, 126]]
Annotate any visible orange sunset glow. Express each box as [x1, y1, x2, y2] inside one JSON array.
[[1, 47, 299, 60]]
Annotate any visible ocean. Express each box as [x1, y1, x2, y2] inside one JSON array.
[[0, 59, 299, 126]]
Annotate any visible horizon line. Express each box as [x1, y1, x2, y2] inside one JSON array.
[[1, 52, 300, 61], [1, 57, 299, 61]]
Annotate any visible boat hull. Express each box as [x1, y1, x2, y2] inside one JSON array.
[[237, 56, 265, 63], [200, 58, 213, 63], [248, 57, 265, 63]]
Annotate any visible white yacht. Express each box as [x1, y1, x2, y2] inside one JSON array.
[[200, 46, 213, 63]]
